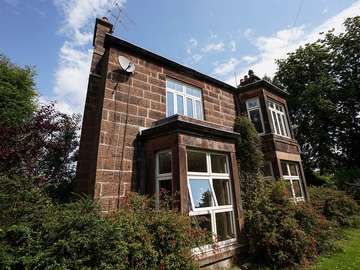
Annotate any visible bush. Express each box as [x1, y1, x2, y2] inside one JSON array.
[[0, 175, 206, 270], [333, 167, 360, 201], [244, 179, 318, 268], [309, 186, 360, 226]]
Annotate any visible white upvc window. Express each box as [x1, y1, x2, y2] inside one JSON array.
[[187, 150, 236, 248], [246, 98, 265, 134], [155, 150, 172, 205], [281, 161, 305, 202], [267, 100, 291, 138], [166, 78, 204, 120]]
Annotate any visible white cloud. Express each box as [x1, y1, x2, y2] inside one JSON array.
[[213, 58, 239, 76], [189, 38, 198, 47], [241, 55, 258, 64], [229, 41, 236, 52], [202, 42, 225, 53], [191, 54, 203, 64], [50, 0, 126, 114], [227, 1, 360, 85]]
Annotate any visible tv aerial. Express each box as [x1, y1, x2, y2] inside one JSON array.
[[118, 55, 135, 73]]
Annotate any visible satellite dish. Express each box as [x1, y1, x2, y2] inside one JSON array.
[[118, 55, 135, 73]]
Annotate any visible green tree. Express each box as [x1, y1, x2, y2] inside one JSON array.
[[0, 55, 37, 126], [274, 16, 360, 175]]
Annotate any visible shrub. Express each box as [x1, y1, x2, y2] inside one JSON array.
[[0, 176, 206, 270], [244, 179, 318, 268], [309, 186, 360, 226]]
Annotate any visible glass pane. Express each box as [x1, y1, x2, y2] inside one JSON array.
[[195, 100, 203, 120], [211, 154, 228, 174], [176, 95, 184, 115], [175, 83, 183, 92], [249, 109, 264, 133], [292, 180, 302, 198], [187, 151, 207, 172], [277, 113, 285, 136], [186, 86, 202, 98], [281, 161, 289, 176], [247, 99, 259, 109], [166, 80, 175, 90], [215, 212, 235, 241], [268, 101, 274, 108], [282, 115, 289, 136], [186, 98, 193, 117], [284, 180, 293, 198], [159, 179, 172, 200], [166, 91, 174, 116], [189, 179, 214, 208], [272, 111, 280, 134], [213, 179, 231, 205], [158, 151, 171, 174], [192, 214, 212, 232], [289, 163, 298, 176]]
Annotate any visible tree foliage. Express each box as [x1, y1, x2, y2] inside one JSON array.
[[274, 17, 360, 174], [0, 55, 37, 126]]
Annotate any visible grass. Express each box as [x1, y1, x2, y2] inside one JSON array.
[[308, 228, 360, 270]]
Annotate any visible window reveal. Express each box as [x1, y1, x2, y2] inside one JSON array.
[[187, 150, 236, 244], [166, 78, 204, 120]]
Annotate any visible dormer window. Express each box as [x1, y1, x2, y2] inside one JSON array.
[[267, 100, 290, 137], [246, 98, 265, 134], [166, 78, 204, 120]]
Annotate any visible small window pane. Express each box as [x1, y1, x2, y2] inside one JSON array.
[[159, 179, 172, 201], [193, 214, 212, 233], [187, 151, 207, 172], [177, 95, 184, 115], [292, 180, 302, 198], [211, 154, 228, 174], [158, 151, 171, 174], [213, 179, 231, 205], [277, 113, 285, 136], [195, 100, 203, 120], [262, 162, 273, 177], [175, 83, 183, 92], [282, 115, 289, 137], [186, 98, 193, 117], [249, 109, 264, 133], [186, 87, 202, 98], [166, 80, 175, 89], [166, 91, 174, 116], [215, 212, 235, 241], [281, 162, 289, 176], [289, 163, 298, 176], [284, 180, 293, 197], [189, 179, 214, 208], [272, 111, 280, 134], [247, 99, 259, 109]]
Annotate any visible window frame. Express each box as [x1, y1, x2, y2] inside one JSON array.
[[187, 150, 237, 249], [246, 98, 265, 135], [155, 150, 173, 206], [166, 78, 204, 120], [267, 100, 291, 138], [281, 161, 305, 202]]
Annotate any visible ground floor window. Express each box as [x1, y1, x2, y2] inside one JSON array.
[[155, 150, 172, 203], [187, 150, 236, 245], [281, 161, 305, 202], [262, 161, 274, 178]]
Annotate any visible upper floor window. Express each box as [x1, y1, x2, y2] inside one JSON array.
[[166, 78, 204, 120], [267, 100, 290, 137], [246, 98, 264, 134]]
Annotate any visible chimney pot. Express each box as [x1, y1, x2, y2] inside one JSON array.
[[248, 69, 254, 76], [102, 16, 109, 22]]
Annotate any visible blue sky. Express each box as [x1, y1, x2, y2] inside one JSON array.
[[0, 0, 359, 114]]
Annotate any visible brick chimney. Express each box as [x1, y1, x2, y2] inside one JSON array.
[[239, 69, 261, 86]]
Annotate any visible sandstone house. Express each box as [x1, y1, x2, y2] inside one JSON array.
[[75, 17, 309, 267]]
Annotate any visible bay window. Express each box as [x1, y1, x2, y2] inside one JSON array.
[[268, 100, 290, 137], [166, 78, 204, 120], [281, 161, 305, 202], [187, 150, 236, 246], [246, 98, 264, 134]]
